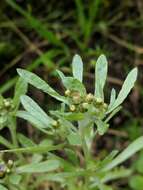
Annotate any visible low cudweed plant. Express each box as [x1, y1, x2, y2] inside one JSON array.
[[0, 54, 143, 190]]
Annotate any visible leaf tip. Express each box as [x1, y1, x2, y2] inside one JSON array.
[[17, 68, 25, 78], [72, 54, 83, 64]]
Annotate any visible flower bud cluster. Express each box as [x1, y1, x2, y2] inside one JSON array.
[[64, 90, 108, 116], [0, 160, 14, 178], [0, 98, 15, 128]]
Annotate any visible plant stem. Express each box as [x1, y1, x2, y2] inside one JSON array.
[[8, 117, 18, 147]]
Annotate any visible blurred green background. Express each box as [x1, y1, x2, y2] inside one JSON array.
[[0, 0, 143, 189]]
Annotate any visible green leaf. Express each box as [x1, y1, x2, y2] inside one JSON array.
[[17, 69, 68, 104], [0, 143, 64, 154], [108, 68, 138, 113], [95, 120, 109, 135], [105, 106, 122, 123], [0, 136, 13, 149], [103, 136, 143, 171], [95, 54, 108, 100], [99, 185, 113, 190], [58, 117, 77, 133], [20, 95, 54, 128], [72, 54, 83, 82], [50, 154, 75, 172], [31, 154, 43, 164], [50, 110, 84, 121], [35, 173, 64, 184], [57, 70, 86, 96], [108, 88, 116, 109], [129, 175, 143, 190], [9, 174, 22, 185], [100, 150, 118, 169], [17, 111, 50, 132], [18, 133, 35, 147], [13, 77, 27, 110], [0, 185, 8, 190], [17, 160, 60, 173], [84, 124, 94, 150], [65, 148, 79, 165], [35, 169, 89, 184], [101, 168, 131, 183], [67, 131, 81, 145]]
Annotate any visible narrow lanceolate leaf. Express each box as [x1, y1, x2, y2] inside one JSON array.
[[108, 68, 138, 113], [102, 136, 143, 171], [0, 143, 64, 154], [0, 136, 13, 149], [72, 54, 83, 82], [100, 150, 119, 168], [17, 111, 50, 133], [57, 70, 86, 95], [20, 95, 54, 128], [108, 88, 116, 109], [95, 54, 108, 100], [18, 133, 35, 147], [17, 160, 60, 173], [105, 106, 122, 123], [101, 168, 132, 183], [95, 120, 109, 135], [17, 69, 68, 104], [13, 77, 27, 110]]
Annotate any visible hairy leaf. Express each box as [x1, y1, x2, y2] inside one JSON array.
[[72, 54, 83, 82], [17, 160, 60, 173], [18, 133, 35, 147], [0, 143, 64, 154], [57, 70, 86, 95], [17, 111, 50, 132], [103, 136, 143, 171], [13, 77, 27, 110], [108, 68, 138, 113], [95, 54, 108, 99], [108, 88, 116, 109], [21, 95, 54, 127], [17, 69, 68, 104]]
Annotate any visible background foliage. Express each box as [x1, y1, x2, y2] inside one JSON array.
[[0, 0, 143, 189]]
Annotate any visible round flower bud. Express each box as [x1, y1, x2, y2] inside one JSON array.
[[85, 93, 94, 102], [52, 120, 59, 128], [3, 99, 11, 108], [82, 102, 89, 110], [70, 105, 76, 112], [65, 89, 71, 96], [6, 168, 10, 174], [95, 97, 103, 104], [72, 95, 81, 104], [103, 103, 108, 109], [7, 160, 14, 169]]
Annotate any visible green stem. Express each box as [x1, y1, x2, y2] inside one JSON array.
[[9, 117, 18, 147], [8, 116, 25, 161], [79, 123, 89, 164]]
